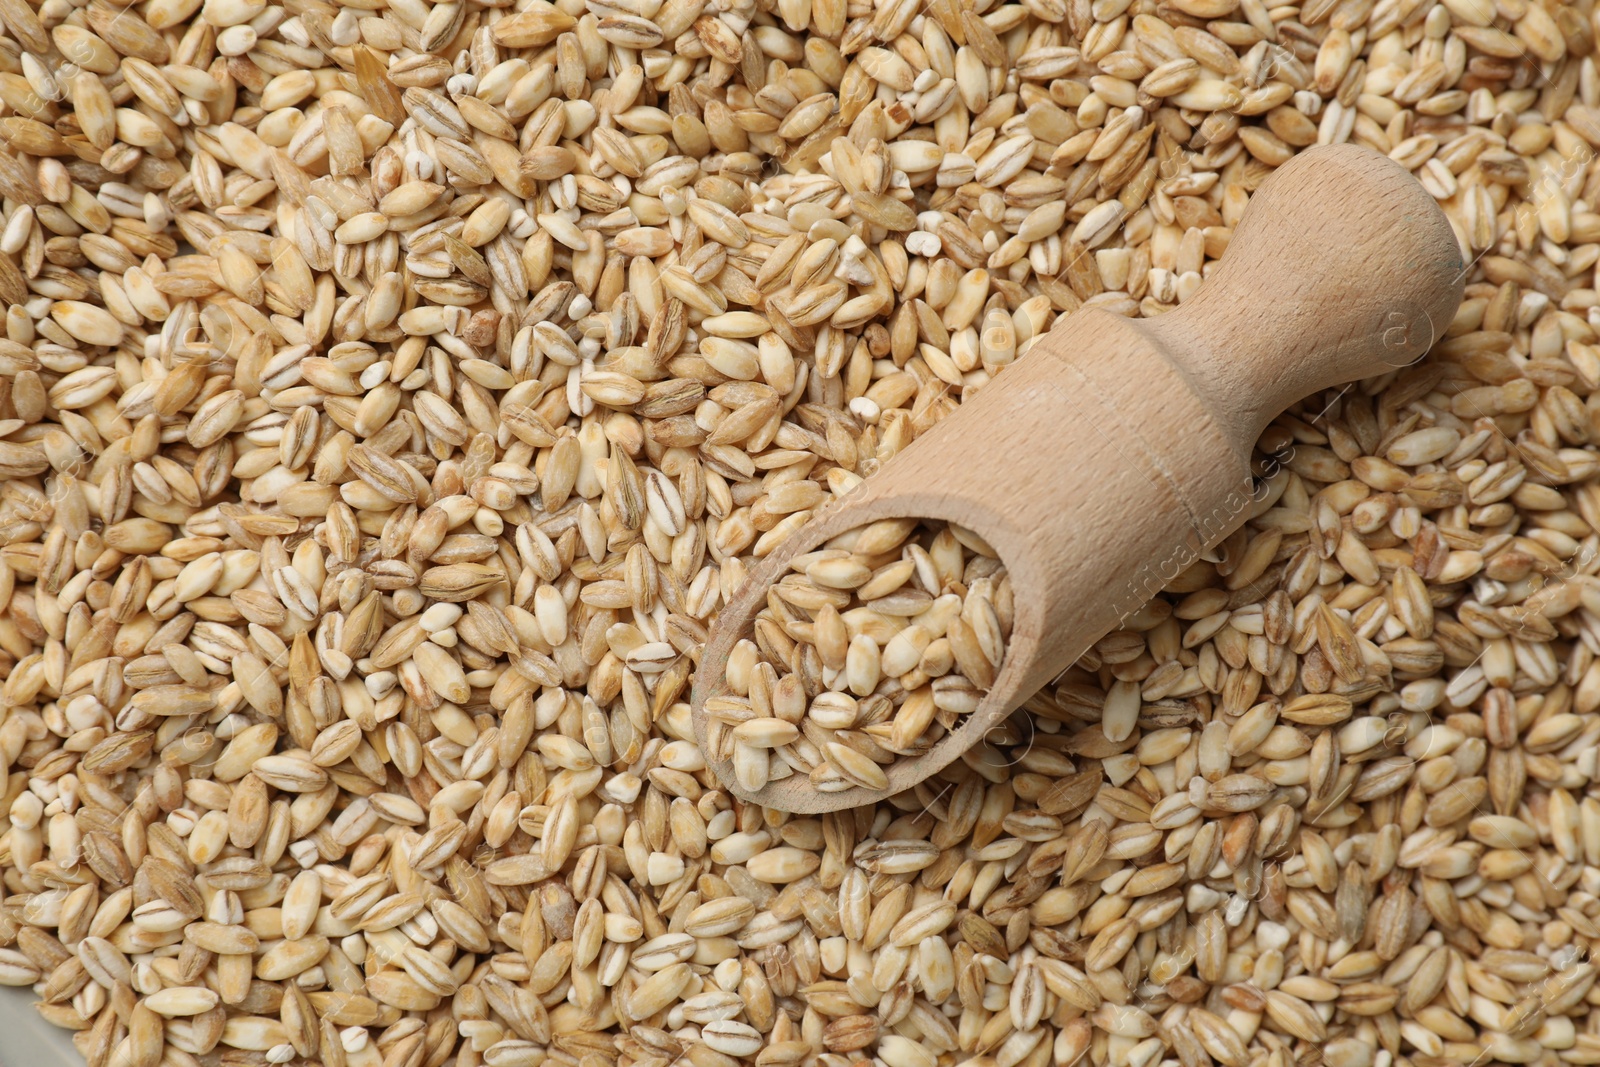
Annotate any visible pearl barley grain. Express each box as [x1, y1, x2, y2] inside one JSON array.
[[0, 2, 1596, 1067]]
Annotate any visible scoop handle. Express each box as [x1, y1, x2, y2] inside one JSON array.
[[1144, 143, 1465, 446]]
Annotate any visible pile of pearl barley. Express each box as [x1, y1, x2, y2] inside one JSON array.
[[706, 517, 1009, 793], [3, 0, 1600, 1066]]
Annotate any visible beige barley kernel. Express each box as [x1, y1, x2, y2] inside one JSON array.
[[0, 2, 1595, 1067]]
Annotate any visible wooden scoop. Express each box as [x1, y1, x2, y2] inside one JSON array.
[[690, 143, 1466, 814]]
